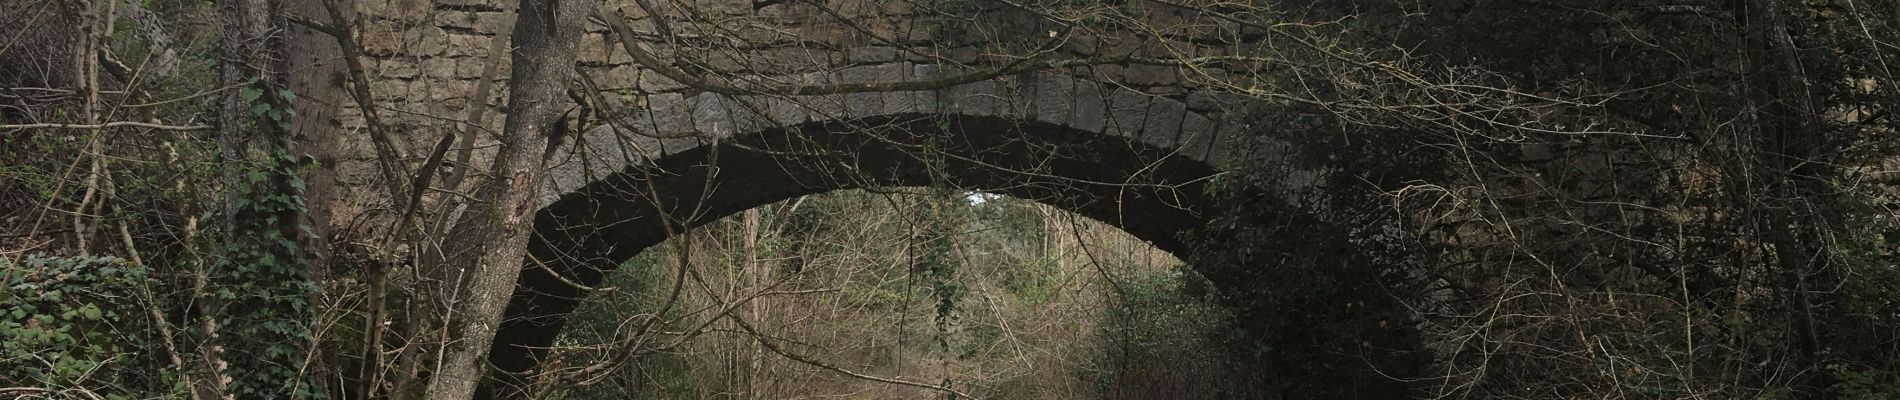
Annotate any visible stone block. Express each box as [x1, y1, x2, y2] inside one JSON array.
[[577, 33, 614, 64], [423, 58, 459, 79], [386, 0, 433, 22], [994, 74, 1030, 119], [543, 124, 640, 203], [944, 80, 996, 117], [1177, 112, 1215, 161], [691, 94, 736, 138], [434, 11, 481, 32], [593, 66, 639, 89], [377, 59, 420, 79], [848, 46, 898, 64], [1144, 86, 1187, 96], [1140, 98, 1186, 148], [1208, 119, 1244, 164], [578, 46, 611, 65], [445, 33, 492, 58], [643, 92, 694, 141], [433, 0, 498, 9], [454, 58, 491, 79], [1185, 90, 1222, 113], [638, 69, 687, 93], [695, 0, 753, 16], [719, 95, 773, 134], [909, 64, 942, 114], [359, 26, 403, 56], [476, 11, 513, 34], [1070, 80, 1107, 133], [1031, 73, 1075, 126], [873, 62, 917, 115], [401, 28, 449, 56], [878, 0, 919, 16], [799, 71, 847, 120], [1104, 87, 1150, 138], [370, 78, 409, 101], [755, 47, 827, 75], [763, 95, 810, 125], [607, 45, 636, 65], [837, 66, 883, 118]]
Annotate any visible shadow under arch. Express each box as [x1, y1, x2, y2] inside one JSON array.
[[484, 112, 1225, 397]]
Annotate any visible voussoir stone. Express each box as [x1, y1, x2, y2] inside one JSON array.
[[1071, 80, 1108, 133], [1140, 98, 1187, 149], [1032, 73, 1076, 126], [1104, 88, 1151, 139]]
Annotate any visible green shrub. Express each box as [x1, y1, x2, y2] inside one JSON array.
[[1, 255, 176, 398]]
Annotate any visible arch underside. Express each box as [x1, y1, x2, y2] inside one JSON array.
[[489, 114, 1220, 384], [481, 63, 1246, 396]]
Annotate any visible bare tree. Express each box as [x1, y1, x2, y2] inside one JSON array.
[[424, 0, 599, 397]]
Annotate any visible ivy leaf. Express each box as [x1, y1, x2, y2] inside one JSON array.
[[241, 86, 264, 102]]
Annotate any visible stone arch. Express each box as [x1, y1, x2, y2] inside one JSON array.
[[486, 64, 1235, 394]]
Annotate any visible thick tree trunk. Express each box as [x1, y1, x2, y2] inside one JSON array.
[[284, 1, 353, 397], [215, 0, 328, 398], [285, 0, 350, 278], [425, 0, 593, 398]]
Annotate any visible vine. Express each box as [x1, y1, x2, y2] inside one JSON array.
[[209, 80, 324, 399], [0, 255, 171, 398], [916, 118, 964, 339]]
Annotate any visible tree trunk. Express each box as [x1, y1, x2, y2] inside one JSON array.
[[285, 0, 350, 280], [215, 0, 327, 398], [216, 0, 281, 232], [425, 0, 592, 398], [284, 1, 353, 397], [1739, 0, 1839, 396]]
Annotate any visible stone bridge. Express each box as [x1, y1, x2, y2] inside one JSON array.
[[332, 0, 1284, 395], [498, 63, 1233, 392]]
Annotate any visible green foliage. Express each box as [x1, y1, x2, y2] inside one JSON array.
[[916, 191, 964, 354], [209, 80, 323, 400], [1, 255, 177, 398]]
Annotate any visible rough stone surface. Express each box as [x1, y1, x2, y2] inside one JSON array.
[[1105, 89, 1151, 139], [1071, 80, 1107, 133], [645, 92, 692, 140], [330, 3, 1274, 393], [1179, 112, 1215, 159], [946, 80, 996, 117], [540, 64, 1232, 204], [1140, 98, 1187, 148], [1032, 73, 1075, 126]]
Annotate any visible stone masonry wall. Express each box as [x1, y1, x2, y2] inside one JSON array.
[[329, 0, 1239, 225]]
